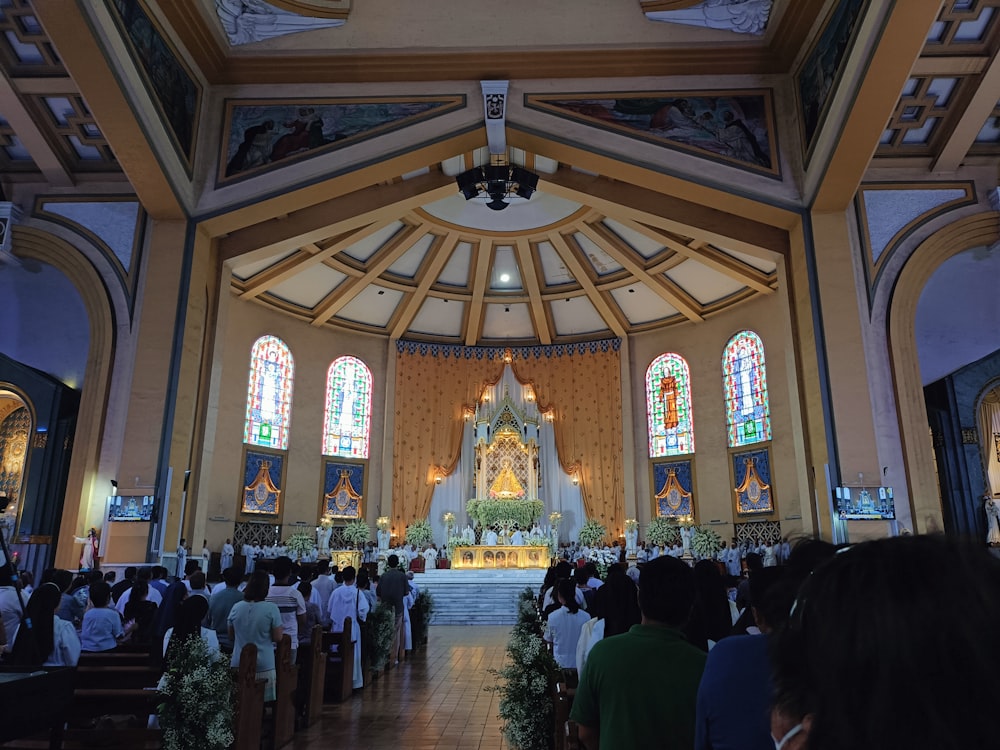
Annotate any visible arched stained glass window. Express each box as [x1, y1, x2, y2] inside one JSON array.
[[323, 356, 373, 458], [722, 330, 771, 447], [244, 335, 294, 450], [646, 353, 694, 457]]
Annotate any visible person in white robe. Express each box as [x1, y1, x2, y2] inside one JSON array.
[[421, 546, 438, 569], [242, 543, 255, 573], [176, 540, 188, 578], [725, 545, 742, 578], [483, 528, 499, 545], [510, 529, 525, 546], [763, 543, 778, 567], [327, 566, 369, 689], [462, 524, 476, 545], [221, 539, 235, 571]]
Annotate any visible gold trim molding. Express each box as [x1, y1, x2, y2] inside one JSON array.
[[265, 0, 350, 19]]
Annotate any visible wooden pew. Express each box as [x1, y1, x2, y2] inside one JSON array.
[[552, 681, 576, 750], [294, 625, 326, 728], [232, 643, 265, 750], [321, 618, 354, 703], [271, 635, 297, 750], [77, 650, 151, 668]]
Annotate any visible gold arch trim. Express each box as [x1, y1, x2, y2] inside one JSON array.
[[888, 211, 1000, 533]]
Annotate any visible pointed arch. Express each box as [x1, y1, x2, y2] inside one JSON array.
[[722, 330, 771, 447], [244, 335, 294, 450], [322, 355, 373, 458], [646, 353, 694, 457]]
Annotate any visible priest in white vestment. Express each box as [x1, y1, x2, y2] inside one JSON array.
[[221, 540, 234, 571], [328, 566, 369, 689], [483, 528, 499, 545], [510, 529, 525, 546]]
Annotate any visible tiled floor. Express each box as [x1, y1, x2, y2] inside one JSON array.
[[291, 626, 511, 750]]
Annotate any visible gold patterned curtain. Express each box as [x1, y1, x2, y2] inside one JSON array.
[[392, 344, 503, 532], [511, 344, 624, 534], [392, 340, 624, 537]]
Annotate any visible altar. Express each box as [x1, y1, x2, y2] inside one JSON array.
[[451, 545, 550, 569]]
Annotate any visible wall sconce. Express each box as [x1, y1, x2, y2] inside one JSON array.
[[543, 411, 554, 422], [435, 475, 443, 485], [525, 389, 535, 402], [572, 474, 579, 486]]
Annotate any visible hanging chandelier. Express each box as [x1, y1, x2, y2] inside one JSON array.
[[455, 163, 539, 211]]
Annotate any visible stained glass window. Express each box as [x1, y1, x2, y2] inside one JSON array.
[[244, 335, 294, 450], [646, 353, 694, 457], [722, 330, 771, 447], [323, 356, 373, 458]]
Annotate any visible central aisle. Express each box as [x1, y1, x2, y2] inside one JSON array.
[[292, 625, 511, 750]]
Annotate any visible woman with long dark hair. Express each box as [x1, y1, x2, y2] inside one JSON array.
[[9, 582, 81, 667]]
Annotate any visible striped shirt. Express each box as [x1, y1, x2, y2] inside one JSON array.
[[265, 585, 306, 644]]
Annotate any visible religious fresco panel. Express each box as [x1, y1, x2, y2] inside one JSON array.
[[321, 459, 365, 520], [106, 0, 201, 166], [242, 448, 284, 516], [525, 90, 779, 177], [652, 458, 695, 518], [796, 0, 869, 159], [219, 95, 466, 184], [731, 446, 774, 516]]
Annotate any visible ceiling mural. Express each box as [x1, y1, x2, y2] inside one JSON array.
[[220, 95, 466, 183], [643, 0, 774, 36], [214, 0, 345, 45], [525, 91, 779, 177]]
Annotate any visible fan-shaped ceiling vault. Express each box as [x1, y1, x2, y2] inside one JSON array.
[[227, 153, 781, 346]]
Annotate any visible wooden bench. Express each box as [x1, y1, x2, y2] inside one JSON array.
[[269, 635, 298, 750], [232, 643, 265, 750], [321, 618, 354, 703], [294, 625, 326, 728], [77, 650, 152, 668], [553, 681, 576, 750]]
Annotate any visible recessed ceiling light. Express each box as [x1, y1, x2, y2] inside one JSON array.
[[504, 306, 510, 312], [377, 290, 384, 295], [499, 273, 510, 282], [628, 288, 635, 293]]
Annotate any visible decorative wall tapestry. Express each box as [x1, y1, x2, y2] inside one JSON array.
[[525, 90, 779, 177], [732, 447, 774, 515], [796, 0, 869, 157], [220, 95, 465, 183], [107, 0, 201, 165], [652, 459, 695, 518], [321, 460, 364, 520], [242, 449, 284, 516]]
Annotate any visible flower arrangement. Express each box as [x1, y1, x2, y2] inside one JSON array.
[[410, 590, 435, 646], [405, 518, 434, 547], [577, 519, 607, 547], [691, 525, 724, 559], [466, 498, 543, 530], [486, 591, 558, 750], [157, 635, 234, 750], [342, 519, 371, 548], [646, 516, 680, 547], [376, 516, 391, 531], [364, 601, 396, 673], [587, 548, 619, 579], [284, 532, 314, 557]]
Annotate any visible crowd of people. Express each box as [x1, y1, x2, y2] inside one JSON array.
[[0, 552, 420, 703], [536, 534, 1000, 750]]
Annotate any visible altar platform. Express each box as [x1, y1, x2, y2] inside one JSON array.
[[450, 545, 549, 569], [414, 568, 546, 625]]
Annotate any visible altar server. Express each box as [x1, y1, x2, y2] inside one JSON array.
[[221, 539, 234, 571], [328, 566, 369, 689]]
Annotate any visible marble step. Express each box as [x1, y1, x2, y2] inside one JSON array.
[[413, 569, 545, 625]]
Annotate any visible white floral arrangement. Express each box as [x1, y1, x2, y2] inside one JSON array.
[[448, 534, 467, 548], [405, 518, 434, 547], [577, 519, 607, 547], [646, 516, 680, 547], [525, 533, 549, 547], [284, 532, 314, 557], [342, 519, 371, 548], [587, 547, 619, 578], [157, 635, 234, 750], [691, 525, 724, 559]]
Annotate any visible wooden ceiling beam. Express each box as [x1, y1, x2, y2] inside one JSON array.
[[548, 232, 626, 337], [217, 171, 454, 261], [391, 233, 461, 339], [310, 223, 429, 325], [514, 237, 552, 345], [610, 217, 775, 293], [465, 239, 492, 345], [933, 49, 1000, 172], [574, 222, 704, 322], [0, 71, 72, 187]]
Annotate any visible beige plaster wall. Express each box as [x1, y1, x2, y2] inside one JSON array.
[[628, 290, 808, 537], [198, 294, 389, 546]]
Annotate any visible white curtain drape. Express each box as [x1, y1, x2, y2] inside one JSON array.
[[428, 365, 584, 546], [979, 388, 1000, 498]]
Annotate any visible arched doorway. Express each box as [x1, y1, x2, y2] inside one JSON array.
[[0, 388, 33, 545]]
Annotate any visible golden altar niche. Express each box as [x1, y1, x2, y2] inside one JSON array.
[[451, 545, 550, 569], [475, 385, 540, 503], [329, 549, 361, 570]]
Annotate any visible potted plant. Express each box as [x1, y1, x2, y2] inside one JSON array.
[[646, 516, 680, 548], [157, 636, 234, 750]]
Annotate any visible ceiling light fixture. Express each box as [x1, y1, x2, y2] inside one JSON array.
[[456, 162, 539, 211], [499, 273, 510, 282]]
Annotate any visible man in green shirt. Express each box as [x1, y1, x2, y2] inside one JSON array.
[[570, 556, 706, 749]]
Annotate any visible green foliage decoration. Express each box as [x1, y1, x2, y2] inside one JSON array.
[[646, 517, 680, 547], [691, 525, 724, 558], [405, 518, 434, 547], [157, 635, 235, 750], [342, 519, 371, 547], [466, 499, 543, 529], [577, 519, 608, 547], [364, 601, 396, 673]]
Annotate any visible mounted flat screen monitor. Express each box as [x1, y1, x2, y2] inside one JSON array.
[[836, 486, 895, 520], [107, 495, 154, 522]]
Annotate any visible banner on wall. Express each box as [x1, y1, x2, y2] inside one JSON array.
[[732, 447, 774, 515], [242, 449, 283, 516], [321, 460, 364, 520], [652, 459, 695, 518]]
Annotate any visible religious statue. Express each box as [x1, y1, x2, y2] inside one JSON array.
[[680, 526, 692, 556], [985, 494, 1000, 546], [73, 528, 99, 571], [462, 524, 476, 544], [317, 525, 333, 555], [176, 538, 188, 577], [377, 527, 391, 553], [625, 526, 639, 557]]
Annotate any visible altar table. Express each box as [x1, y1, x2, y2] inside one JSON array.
[[451, 545, 550, 569]]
